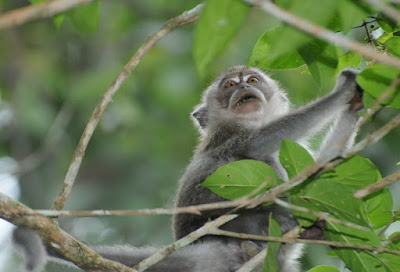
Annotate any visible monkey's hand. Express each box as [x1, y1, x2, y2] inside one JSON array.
[[349, 84, 364, 112], [299, 220, 326, 240]]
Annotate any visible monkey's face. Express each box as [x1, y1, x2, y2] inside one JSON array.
[[216, 69, 272, 116], [192, 66, 289, 132]]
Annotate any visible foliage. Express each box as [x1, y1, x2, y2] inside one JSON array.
[[197, 1, 400, 270], [1, 0, 400, 271]]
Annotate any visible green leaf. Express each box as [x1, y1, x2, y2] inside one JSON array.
[[68, 1, 99, 34], [262, 215, 282, 272], [201, 160, 278, 200], [386, 37, 400, 58], [277, 0, 337, 27], [298, 40, 338, 90], [386, 232, 400, 250], [53, 14, 67, 29], [356, 64, 400, 109], [378, 12, 400, 33], [279, 139, 314, 180], [336, 0, 372, 31], [306, 265, 340, 272], [251, 0, 338, 70], [337, 50, 362, 72], [325, 222, 384, 272], [193, 0, 250, 76], [376, 252, 400, 271], [326, 156, 381, 189], [249, 27, 305, 69], [362, 188, 393, 229], [323, 156, 392, 229], [290, 179, 366, 227]]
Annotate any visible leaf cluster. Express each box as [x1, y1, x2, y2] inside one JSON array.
[[202, 140, 398, 271]]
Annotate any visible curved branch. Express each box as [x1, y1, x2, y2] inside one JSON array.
[[0, 0, 94, 31], [52, 4, 203, 211]]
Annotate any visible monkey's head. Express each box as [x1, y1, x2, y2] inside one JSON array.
[[192, 66, 289, 133]]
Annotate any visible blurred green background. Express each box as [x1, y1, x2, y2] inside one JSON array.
[[0, 1, 399, 271]]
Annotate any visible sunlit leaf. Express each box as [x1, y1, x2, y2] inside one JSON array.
[[201, 160, 278, 200], [323, 156, 392, 229], [306, 266, 340, 272], [337, 50, 362, 72], [291, 179, 366, 227], [279, 139, 314, 180]]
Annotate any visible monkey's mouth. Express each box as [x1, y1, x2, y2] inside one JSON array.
[[232, 91, 262, 114], [236, 94, 260, 106]]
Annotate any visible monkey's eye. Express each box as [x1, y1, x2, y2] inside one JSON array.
[[225, 81, 237, 88], [247, 77, 259, 83]]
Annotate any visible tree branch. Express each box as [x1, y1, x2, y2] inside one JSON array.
[[0, 192, 136, 272], [354, 171, 400, 199], [134, 215, 237, 272], [0, 0, 94, 32], [211, 229, 400, 255], [274, 199, 369, 231], [243, 0, 400, 69], [51, 4, 203, 211]]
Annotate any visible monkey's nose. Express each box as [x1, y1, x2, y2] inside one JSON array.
[[239, 83, 251, 89]]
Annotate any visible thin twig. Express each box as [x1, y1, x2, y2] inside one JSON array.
[[51, 4, 203, 211], [0, 0, 94, 31], [274, 199, 369, 231], [354, 171, 400, 199], [212, 229, 400, 255], [243, 0, 400, 69], [134, 215, 237, 272], [364, 0, 400, 24]]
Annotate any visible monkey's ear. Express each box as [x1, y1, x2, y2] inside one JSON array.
[[191, 105, 208, 131]]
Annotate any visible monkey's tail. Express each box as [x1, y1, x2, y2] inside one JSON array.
[[13, 227, 47, 272]]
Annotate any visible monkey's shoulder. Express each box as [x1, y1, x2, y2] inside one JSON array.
[[199, 123, 250, 153]]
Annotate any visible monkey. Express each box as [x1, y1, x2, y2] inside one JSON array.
[[13, 66, 363, 272]]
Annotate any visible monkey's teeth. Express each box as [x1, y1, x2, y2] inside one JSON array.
[[237, 96, 258, 106]]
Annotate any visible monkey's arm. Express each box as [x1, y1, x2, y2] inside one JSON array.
[[246, 69, 360, 158], [316, 109, 360, 163], [316, 84, 363, 163]]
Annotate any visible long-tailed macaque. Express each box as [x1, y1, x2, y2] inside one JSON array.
[[14, 66, 363, 272]]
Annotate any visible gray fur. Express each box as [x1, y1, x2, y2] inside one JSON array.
[[13, 66, 362, 272]]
